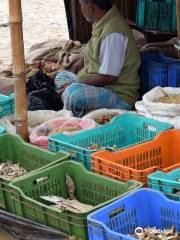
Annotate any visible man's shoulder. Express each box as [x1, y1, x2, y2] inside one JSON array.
[[102, 15, 132, 39]]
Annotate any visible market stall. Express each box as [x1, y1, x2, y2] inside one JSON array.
[[0, 0, 180, 239]]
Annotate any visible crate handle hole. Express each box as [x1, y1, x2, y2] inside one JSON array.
[[109, 206, 125, 219], [33, 176, 49, 185], [143, 123, 157, 132]]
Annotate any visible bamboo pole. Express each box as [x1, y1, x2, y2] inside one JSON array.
[[9, 0, 28, 141], [177, 0, 180, 40]]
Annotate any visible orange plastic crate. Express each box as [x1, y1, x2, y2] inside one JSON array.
[[92, 130, 180, 185]]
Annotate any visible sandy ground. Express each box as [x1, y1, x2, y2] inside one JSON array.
[[0, 0, 69, 72]]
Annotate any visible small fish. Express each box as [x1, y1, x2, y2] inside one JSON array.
[[65, 174, 76, 200], [0, 161, 28, 180]]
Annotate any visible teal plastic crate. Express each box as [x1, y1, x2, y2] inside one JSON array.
[[148, 168, 180, 201], [0, 93, 14, 118], [48, 112, 173, 171], [0, 127, 6, 135], [136, 0, 177, 32]]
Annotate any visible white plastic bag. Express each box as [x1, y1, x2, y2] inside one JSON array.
[[135, 87, 180, 129], [0, 119, 16, 134], [83, 108, 127, 124], [2, 110, 73, 128], [27, 109, 73, 128], [137, 111, 180, 129], [138, 86, 180, 117], [30, 117, 98, 149]]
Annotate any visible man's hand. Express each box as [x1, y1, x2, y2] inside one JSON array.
[[57, 83, 71, 95]]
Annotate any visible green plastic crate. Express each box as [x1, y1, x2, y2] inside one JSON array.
[[136, 0, 177, 32], [0, 133, 69, 212], [148, 168, 180, 201], [48, 112, 173, 171], [10, 161, 143, 240], [0, 93, 14, 118]]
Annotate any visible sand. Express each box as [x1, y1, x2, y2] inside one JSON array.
[[0, 0, 69, 72]]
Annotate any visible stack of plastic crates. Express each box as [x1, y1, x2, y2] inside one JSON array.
[[87, 189, 180, 240], [148, 168, 180, 201], [92, 130, 180, 186], [140, 51, 180, 97], [0, 93, 14, 118], [9, 161, 143, 239], [136, 0, 177, 32], [0, 133, 69, 212], [48, 113, 172, 171]]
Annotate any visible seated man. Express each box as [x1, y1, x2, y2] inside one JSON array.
[[60, 0, 141, 116]]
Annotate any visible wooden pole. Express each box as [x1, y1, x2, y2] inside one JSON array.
[[177, 0, 180, 40], [9, 0, 28, 141]]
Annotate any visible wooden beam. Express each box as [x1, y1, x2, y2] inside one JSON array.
[[9, 0, 28, 140]]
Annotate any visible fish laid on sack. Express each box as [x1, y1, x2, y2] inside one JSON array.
[[41, 174, 94, 213]]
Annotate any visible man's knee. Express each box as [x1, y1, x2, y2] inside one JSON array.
[[62, 83, 84, 104]]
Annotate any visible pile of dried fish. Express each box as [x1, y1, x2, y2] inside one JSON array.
[[41, 196, 94, 213], [26, 61, 63, 79], [48, 125, 82, 136], [154, 94, 180, 104], [86, 144, 117, 150], [87, 144, 102, 150], [41, 174, 94, 213], [0, 161, 28, 180], [129, 226, 180, 240], [95, 112, 119, 124]]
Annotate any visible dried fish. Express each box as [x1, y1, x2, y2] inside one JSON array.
[[41, 196, 94, 213], [154, 95, 180, 104], [127, 183, 140, 190], [95, 112, 119, 124], [69, 237, 76, 240], [40, 196, 64, 204], [175, 191, 180, 196], [86, 144, 117, 151], [109, 145, 117, 151], [129, 226, 180, 240], [0, 161, 28, 180], [65, 174, 76, 200], [52, 199, 94, 213], [87, 144, 101, 150], [48, 125, 82, 135]]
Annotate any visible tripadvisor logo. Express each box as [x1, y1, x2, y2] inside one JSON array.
[[135, 227, 174, 235]]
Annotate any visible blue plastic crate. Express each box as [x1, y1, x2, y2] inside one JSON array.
[[87, 189, 180, 240], [136, 0, 177, 32], [0, 127, 6, 135], [140, 52, 180, 97], [48, 113, 173, 171], [0, 93, 14, 118], [148, 168, 180, 201]]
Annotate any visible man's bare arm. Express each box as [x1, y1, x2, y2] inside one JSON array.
[[69, 54, 84, 74], [78, 73, 118, 87]]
